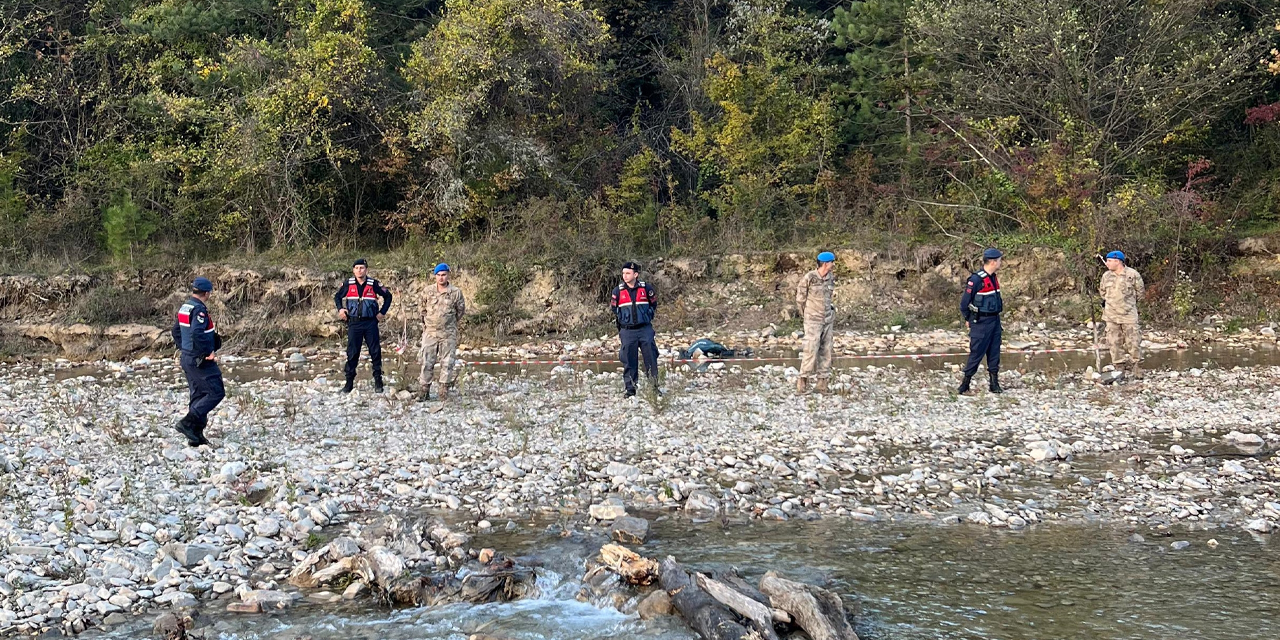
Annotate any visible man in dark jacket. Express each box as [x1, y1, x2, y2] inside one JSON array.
[[171, 277, 223, 446], [334, 258, 393, 393], [958, 248, 1005, 395], [611, 261, 659, 397]]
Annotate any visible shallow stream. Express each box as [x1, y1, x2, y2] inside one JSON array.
[[82, 517, 1278, 640]]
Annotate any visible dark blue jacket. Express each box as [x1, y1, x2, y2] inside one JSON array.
[[611, 281, 656, 329], [334, 277, 393, 321], [172, 297, 219, 357], [960, 271, 1003, 321]]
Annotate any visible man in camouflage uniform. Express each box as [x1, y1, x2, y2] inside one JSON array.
[[419, 263, 466, 400], [1099, 250, 1145, 379], [795, 251, 837, 394]]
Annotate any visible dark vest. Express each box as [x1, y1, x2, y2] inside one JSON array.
[[968, 271, 1003, 315]]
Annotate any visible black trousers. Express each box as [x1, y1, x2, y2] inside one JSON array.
[[344, 319, 382, 380], [619, 324, 659, 393], [180, 354, 225, 422], [963, 315, 1002, 377]]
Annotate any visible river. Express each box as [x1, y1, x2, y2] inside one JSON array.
[[82, 515, 1278, 640]]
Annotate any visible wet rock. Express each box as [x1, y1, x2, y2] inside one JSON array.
[[1170, 541, 1191, 551], [240, 590, 298, 610], [637, 589, 674, 619], [683, 490, 720, 514], [589, 502, 628, 521], [1225, 431, 1265, 447], [610, 517, 650, 544], [1245, 519, 1274, 533]]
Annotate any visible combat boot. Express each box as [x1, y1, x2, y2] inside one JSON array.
[[957, 375, 973, 396], [815, 378, 829, 393], [373, 375, 385, 394], [989, 372, 1003, 394], [175, 413, 201, 447], [1129, 363, 1143, 380], [192, 414, 211, 447], [341, 377, 354, 394], [796, 377, 808, 395], [416, 385, 431, 402]]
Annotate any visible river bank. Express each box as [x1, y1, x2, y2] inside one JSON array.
[[2, 336, 1279, 636]]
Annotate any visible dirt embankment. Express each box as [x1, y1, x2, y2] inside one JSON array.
[[0, 243, 1265, 359]]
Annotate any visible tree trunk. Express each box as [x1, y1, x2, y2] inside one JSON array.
[[697, 573, 780, 640], [659, 556, 755, 640], [759, 571, 858, 640]]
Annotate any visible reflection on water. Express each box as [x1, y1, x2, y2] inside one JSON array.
[[84, 518, 1279, 640]]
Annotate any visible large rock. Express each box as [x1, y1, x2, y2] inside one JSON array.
[[610, 517, 650, 544], [163, 543, 222, 567], [683, 490, 720, 514], [240, 590, 299, 610], [589, 501, 627, 521], [637, 589, 674, 619]]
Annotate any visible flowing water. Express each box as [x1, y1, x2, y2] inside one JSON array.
[[83, 517, 1279, 640]]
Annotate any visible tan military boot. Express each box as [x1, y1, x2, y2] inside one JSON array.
[[438, 385, 449, 400], [815, 378, 829, 393], [796, 377, 808, 395], [416, 384, 431, 402], [1129, 363, 1143, 380]]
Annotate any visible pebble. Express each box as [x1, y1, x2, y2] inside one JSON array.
[[1, 336, 1278, 635]]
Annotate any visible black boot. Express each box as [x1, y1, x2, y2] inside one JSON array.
[[373, 375, 385, 394], [342, 377, 354, 394], [957, 375, 973, 395], [192, 414, 211, 446], [989, 372, 1003, 394], [175, 413, 201, 446]]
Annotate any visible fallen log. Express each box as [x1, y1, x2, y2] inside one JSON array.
[[659, 557, 756, 640], [759, 572, 857, 640], [599, 543, 659, 586], [697, 573, 780, 640]]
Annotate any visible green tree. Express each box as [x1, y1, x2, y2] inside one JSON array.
[[398, 0, 610, 238], [831, 0, 922, 150], [102, 192, 156, 263]]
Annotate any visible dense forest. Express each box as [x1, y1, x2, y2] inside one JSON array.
[[2, 0, 1280, 291]]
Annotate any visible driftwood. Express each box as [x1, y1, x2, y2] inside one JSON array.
[[759, 572, 858, 640], [659, 557, 756, 640], [714, 568, 792, 624], [599, 543, 660, 586], [697, 573, 780, 640]]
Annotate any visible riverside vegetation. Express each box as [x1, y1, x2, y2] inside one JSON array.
[[3, 0, 1280, 325]]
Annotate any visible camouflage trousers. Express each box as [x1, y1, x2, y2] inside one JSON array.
[[1105, 322, 1141, 368], [420, 332, 460, 387], [800, 318, 834, 379]]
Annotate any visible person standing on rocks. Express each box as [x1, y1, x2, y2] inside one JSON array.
[[418, 263, 466, 401], [170, 277, 223, 446], [611, 261, 659, 397], [1099, 250, 1145, 379], [334, 258, 393, 393], [958, 248, 1005, 395], [795, 251, 837, 394]]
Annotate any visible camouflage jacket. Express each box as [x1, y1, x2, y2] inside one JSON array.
[[796, 269, 835, 324], [1099, 267, 1144, 324], [422, 284, 466, 337]]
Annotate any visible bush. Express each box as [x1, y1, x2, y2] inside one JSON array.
[[68, 286, 162, 326]]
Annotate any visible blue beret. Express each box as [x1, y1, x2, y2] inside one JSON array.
[[192, 277, 213, 292], [983, 248, 1004, 260], [433, 263, 450, 274], [1106, 251, 1126, 261], [817, 251, 836, 263]]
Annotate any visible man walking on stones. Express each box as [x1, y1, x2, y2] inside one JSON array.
[[958, 248, 1005, 395], [795, 251, 837, 394], [171, 277, 224, 447], [419, 263, 466, 401], [334, 258, 393, 393], [1099, 250, 1145, 380], [611, 261, 659, 397]]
